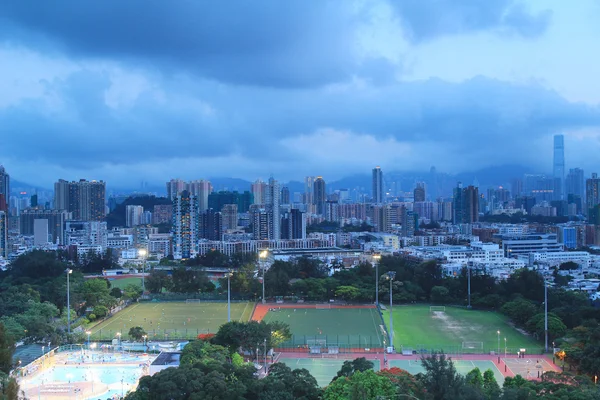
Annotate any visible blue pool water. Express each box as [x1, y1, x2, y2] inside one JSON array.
[[27, 365, 140, 386]]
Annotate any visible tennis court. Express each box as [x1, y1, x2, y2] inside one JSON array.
[[503, 357, 557, 379], [262, 307, 385, 348], [90, 301, 254, 340], [278, 357, 380, 387], [390, 359, 505, 385], [383, 305, 542, 354]]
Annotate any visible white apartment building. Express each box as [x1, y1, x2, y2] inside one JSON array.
[[526, 251, 591, 268]]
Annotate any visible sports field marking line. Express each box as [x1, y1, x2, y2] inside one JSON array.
[[369, 308, 383, 346]]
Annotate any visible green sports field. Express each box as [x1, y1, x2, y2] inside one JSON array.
[[382, 305, 542, 354], [90, 301, 254, 340], [107, 277, 142, 290], [263, 308, 385, 347]]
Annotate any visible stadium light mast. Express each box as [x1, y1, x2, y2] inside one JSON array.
[[66, 268, 72, 337], [259, 250, 269, 304], [544, 279, 549, 353], [466, 253, 472, 309], [373, 254, 381, 306], [386, 271, 396, 349], [227, 269, 233, 322], [139, 248, 148, 293]]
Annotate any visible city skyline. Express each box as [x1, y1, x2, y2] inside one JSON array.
[[1, 1, 600, 187]]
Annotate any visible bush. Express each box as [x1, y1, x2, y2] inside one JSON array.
[[88, 314, 96, 321]]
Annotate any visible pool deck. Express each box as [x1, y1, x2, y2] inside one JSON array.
[[18, 350, 157, 400]]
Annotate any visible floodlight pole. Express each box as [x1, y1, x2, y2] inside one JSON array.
[[227, 270, 232, 322], [66, 268, 72, 337], [387, 271, 396, 348], [467, 255, 472, 309], [376, 262, 379, 306], [544, 281, 548, 353]]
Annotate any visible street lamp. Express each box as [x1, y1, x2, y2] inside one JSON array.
[[544, 279, 549, 353], [497, 331, 500, 355], [504, 337, 507, 357], [116, 332, 122, 347], [143, 334, 147, 350], [263, 338, 267, 373], [66, 268, 72, 337], [86, 331, 91, 346], [138, 248, 148, 293], [373, 254, 381, 306], [386, 271, 396, 349], [227, 270, 233, 322], [259, 250, 269, 304]]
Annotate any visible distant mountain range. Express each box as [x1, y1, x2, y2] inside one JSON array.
[[10, 164, 539, 197]]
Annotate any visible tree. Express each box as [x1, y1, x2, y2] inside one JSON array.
[[82, 278, 112, 308], [109, 287, 122, 298], [419, 352, 468, 400], [430, 286, 450, 304], [261, 363, 322, 400], [526, 313, 567, 341], [128, 326, 147, 341], [0, 323, 15, 374], [145, 270, 172, 294], [324, 370, 395, 400], [333, 358, 374, 381], [171, 267, 214, 293], [559, 261, 579, 271], [123, 284, 143, 301], [500, 298, 538, 326], [377, 367, 426, 399], [92, 305, 108, 318], [482, 369, 501, 399], [335, 286, 360, 301], [0, 371, 19, 400]]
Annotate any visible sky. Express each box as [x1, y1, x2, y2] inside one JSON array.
[[1, 0, 600, 188]]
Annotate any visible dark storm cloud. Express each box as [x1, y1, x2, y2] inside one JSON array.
[[0, 0, 363, 88], [390, 0, 551, 42], [1, 67, 599, 173]]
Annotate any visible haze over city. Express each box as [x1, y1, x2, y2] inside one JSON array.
[[1, 0, 600, 188]]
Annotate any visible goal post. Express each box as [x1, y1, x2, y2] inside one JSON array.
[[462, 341, 484, 350], [185, 299, 203, 304], [316, 304, 331, 310], [429, 306, 446, 312]]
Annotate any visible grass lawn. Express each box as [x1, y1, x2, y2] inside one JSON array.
[[382, 305, 542, 354], [90, 301, 255, 340], [107, 277, 142, 290], [263, 308, 385, 347]]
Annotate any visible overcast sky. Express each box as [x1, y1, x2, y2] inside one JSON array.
[[1, 0, 600, 187]]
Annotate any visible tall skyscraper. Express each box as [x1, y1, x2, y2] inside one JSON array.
[[172, 190, 198, 260], [304, 176, 315, 204], [166, 179, 186, 201], [0, 211, 6, 258], [313, 177, 326, 215], [372, 167, 384, 203], [566, 168, 585, 199], [0, 165, 9, 212], [281, 209, 306, 239], [414, 183, 425, 202], [280, 186, 290, 205], [266, 177, 281, 240], [200, 208, 222, 241], [586, 173, 600, 215], [251, 179, 267, 205], [54, 179, 106, 221], [20, 209, 69, 244], [221, 204, 238, 231], [188, 180, 212, 212], [126, 205, 144, 227], [453, 183, 479, 224], [553, 134, 565, 200]]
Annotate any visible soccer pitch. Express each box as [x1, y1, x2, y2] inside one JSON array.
[[263, 307, 385, 347], [90, 301, 254, 340], [382, 305, 542, 354]]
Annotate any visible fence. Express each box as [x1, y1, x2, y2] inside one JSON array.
[[91, 328, 211, 341], [141, 293, 254, 302], [276, 334, 384, 353], [388, 344, 546, 356]]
